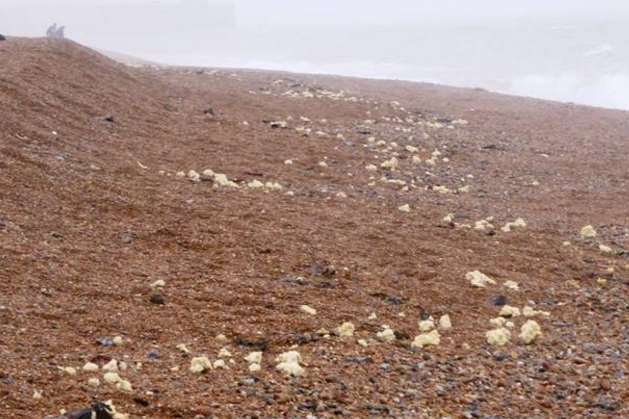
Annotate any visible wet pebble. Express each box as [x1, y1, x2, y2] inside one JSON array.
[[149, 293, 165, 305]]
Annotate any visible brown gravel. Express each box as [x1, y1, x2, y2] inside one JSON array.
[[1, 38, 628, 418]]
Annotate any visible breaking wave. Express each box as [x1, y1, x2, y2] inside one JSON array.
[[506, 73, 629, 110]]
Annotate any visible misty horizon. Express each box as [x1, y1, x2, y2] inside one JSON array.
[[2, 0, 629, 110]]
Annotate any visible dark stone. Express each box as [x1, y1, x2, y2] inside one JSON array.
[[279, 275, 305, 285], [310, 262, 336, 278], [366, 404, 391, 415], [269, 121, 286, 128], [0, 373, 14, 385], [149, 293, 165, 305], [97, 337, 114, 347], [300, 399, 318, 411], [385, 295, 405, 305], [133, 397, 150, 407], [491, 295, 508, 306], [120, 232, 135, 244], [103, 115, 115, 123], [234, 336, 269, 351], [369, 292, 408, 305], [595, 396, 619, 411], [481, 144, 506, 151], [0, 34, 6, 41], [493, 351, 507, 361], [286, 333, 317, 346], [344, 356, 373, 364], [47, 402, 113, 419], [314, 280, 336, 289], [393, 330, 410, 340]]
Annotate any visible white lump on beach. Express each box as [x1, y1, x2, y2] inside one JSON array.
[[82, 362, 99, 372], [116, 379, 133, 392], [580, 225, 597, 239], [61, 367, 77, 376], [433, 185, 451, 194], [176, 343, 191, 354], [190, 356, 213, 374], [418, 318, 435, 332], [265, 181, 283, 191], [474, 219, 494, 231], [245, 351, 263, 365], [103, 372, 122, 384], [466, 270, 496, 288], [411, 330, 440, 348], [443, 213, 455, 223], [503, 280, 520, 291], [520, 320, 542, 344], [187, 170, 201, 182], [88, 378, 101, 387], [380, 157, 399, 170], [522, 306, 550, 317], [213, 173, 239, 188], [102, 359, 118, 372], [499, 305, 521, 318], [275, 351, 305, 377], [247, 179, 264, 189], [599, 244, 613, 254], [486, 328, 511, 346], [300, 305, 317, 315], [376, 325, 396, 342], [336, 321, 355, 337], [213, 359, 228, 369], [439, 314, 452, 330], [218, 347, 232, 358], [501, 218, 527, 232], [151, 279, 166, 288]]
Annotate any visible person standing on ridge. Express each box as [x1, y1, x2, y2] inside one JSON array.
[[46, 23, 58, 38], [45, 24, 66, 39]]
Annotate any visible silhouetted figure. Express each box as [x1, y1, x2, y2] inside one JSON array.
[[46, 23, 58, 38], [46, 23, 66, 39]]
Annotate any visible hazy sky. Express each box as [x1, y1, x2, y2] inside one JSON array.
[[3, 0, 629, 26], [234, 0, 629, 25]]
